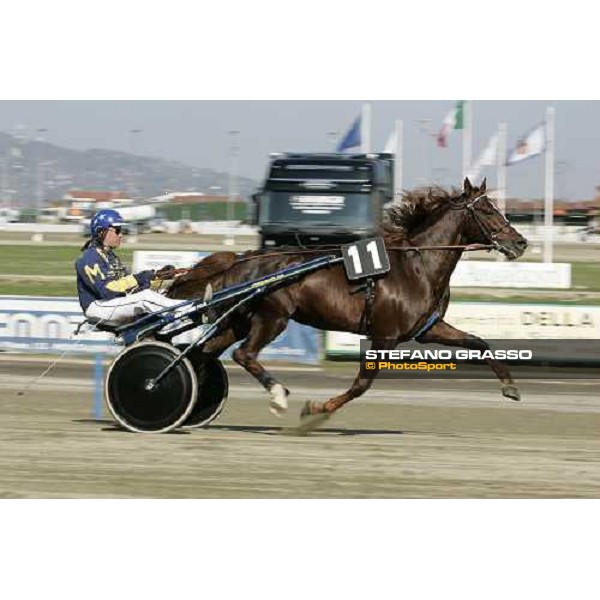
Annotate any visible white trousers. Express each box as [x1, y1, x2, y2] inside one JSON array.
[[85, 289, 186, 326]]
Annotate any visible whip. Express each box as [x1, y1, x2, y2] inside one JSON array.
[[15, 313, 116, 398]]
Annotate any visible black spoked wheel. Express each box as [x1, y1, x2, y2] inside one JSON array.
[[182, 350, 229, 429], [105, 341, 197, 433]]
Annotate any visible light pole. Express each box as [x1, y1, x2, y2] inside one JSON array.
[[327, 130, 339, 151], [11, 124, 27, 212], [417, 119, 432, 184], [128, 128, 143, 198], [227, 130, 240, 222], [35, 128, 48, 216], [1, 154, 8, 209]]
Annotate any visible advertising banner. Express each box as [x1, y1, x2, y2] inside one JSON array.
[[325, 302, 600, 358], [0, 296, 114, 354], [0, 295, 320, 363], [450, 261, 572, 289], [132, 250, 207, 272], [445, 302, 600, 339]]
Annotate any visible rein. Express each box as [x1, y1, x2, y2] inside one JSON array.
[[225, 244, 494, 267], [389, 243, 493, 252], [162, 242, 493, 280], [233, 243, 493, 259]]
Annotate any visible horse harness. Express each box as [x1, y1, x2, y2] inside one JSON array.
[[351, 276, 376, 337], [453, 193, 513, 250]]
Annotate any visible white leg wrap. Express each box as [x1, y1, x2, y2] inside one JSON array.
[[268, 383, 288, 417]]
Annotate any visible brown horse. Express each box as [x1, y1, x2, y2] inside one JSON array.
[[168, 178, 528, 429]]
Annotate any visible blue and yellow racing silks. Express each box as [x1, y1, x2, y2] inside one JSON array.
[[75, 242, 154, 312]]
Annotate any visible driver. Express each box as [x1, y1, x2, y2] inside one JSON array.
[[75, 209, 197, 334]]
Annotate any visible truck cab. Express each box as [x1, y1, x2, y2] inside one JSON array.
[[252, 153, 394, 248]]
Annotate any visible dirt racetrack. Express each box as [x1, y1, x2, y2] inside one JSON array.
[[1, 357, 599, 498]]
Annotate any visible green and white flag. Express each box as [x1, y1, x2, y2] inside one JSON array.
[[437, 101, 464, 148]]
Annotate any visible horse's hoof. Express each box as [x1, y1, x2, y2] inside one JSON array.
[[268, 383, 289, 417], [300, 400, 321, 418], [300, 400, 312, 419], [296, 413, 330, 435], [295, 401, 330, 435], [502, 384, 521, 402]]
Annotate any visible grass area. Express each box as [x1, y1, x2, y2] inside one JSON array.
[[571, 262, 600, 290], [0, 244, 599, 301], [0, 280, 78, 297], [0, 246, 135, 276]]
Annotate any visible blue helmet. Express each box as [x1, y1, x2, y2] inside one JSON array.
[[90, 209, 125, 238]]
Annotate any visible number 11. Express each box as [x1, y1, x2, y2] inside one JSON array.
[[347, 245, 363, 274], [366, 240, 382, 269]]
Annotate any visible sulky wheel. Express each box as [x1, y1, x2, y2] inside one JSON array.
[[105, 341, 198, 433], [182, 350, 229, 429]]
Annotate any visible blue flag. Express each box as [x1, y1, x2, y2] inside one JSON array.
[[336, 115, 361, 152]]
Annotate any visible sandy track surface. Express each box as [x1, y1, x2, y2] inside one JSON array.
[[1, 360, 599, 498]]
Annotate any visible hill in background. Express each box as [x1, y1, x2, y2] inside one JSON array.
[[0, 131, 258, 205]]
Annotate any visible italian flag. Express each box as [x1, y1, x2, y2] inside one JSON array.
[[437, 100, 464, 148]]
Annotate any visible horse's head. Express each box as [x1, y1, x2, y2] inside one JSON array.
[[456, 178, 528, 260]]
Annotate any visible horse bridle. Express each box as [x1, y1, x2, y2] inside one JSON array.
[[453, 193, 513, 249]]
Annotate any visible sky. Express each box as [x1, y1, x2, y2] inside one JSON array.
[[0, 100, 597, 200]]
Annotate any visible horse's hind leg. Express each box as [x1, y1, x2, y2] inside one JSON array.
[[203, 317, 252, 358], [416, 319, 521, 401], [231, 313, 291, 417], [300, 338, 397, 431]]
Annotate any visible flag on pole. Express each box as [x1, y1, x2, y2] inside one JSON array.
[[506, 123, 545, 165], [383, 129, 396, 153], [437, 101, 464, 148], [466, 132, 499, 182], [336, 115, 361, 152]]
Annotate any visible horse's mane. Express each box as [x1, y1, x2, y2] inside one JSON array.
[[383, 186, 460, 233]]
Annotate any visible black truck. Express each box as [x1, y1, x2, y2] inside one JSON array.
[[252, 152, 395, 248]]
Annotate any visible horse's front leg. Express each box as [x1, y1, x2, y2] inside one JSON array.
[[299, 337, 398, 431], [416, 319, 521, 401]]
